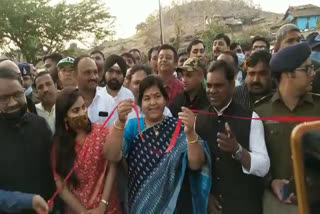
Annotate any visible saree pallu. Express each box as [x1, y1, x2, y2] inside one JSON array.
[[123, 117, 211, 214], [54, 123, 120, 214]]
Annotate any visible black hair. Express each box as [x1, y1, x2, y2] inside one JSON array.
[[187, 39, 205, 54], [0, 67, 22, 85], [43, 53, 63, 63], [129, 48, 141, 55], [121, 52, 136, 64], [147, 46, 160, 61], [138, 75, 169, 106], [34, 71, 53, 88], [247, 50, 271, 69], [127, 64, 152, 81], [158, 44, 178, 63], [230, 42, 240, 51], [178, 50, 188, 58], [73, 55, 91, 73], [251, 36, 270, 50], [54, 87, 92, 187], [90, 50, 105, 59], [213, 33, 231, 47], [220, 50, 239, 67], [207, 60, 235, 82]]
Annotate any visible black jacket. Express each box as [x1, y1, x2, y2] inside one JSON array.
[[0, 113, 55, 214], [169, 88, 209, 117]]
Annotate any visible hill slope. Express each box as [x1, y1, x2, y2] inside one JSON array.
[[98, 0, 282, 56]]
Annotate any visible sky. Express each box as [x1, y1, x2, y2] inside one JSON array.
[[106, 0, 320, 38]]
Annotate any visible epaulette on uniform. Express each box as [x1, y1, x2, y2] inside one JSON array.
[[254, 93, 273, 107]]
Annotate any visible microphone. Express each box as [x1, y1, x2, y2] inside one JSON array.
[[98, 111, 109, 117]]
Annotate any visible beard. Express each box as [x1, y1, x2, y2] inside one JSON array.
[[0, 104, 27, 125], [107, 79, 122, 90]]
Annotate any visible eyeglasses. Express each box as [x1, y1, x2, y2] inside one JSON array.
[[0, 91, 25, 104], [295, 64, 315, 76]]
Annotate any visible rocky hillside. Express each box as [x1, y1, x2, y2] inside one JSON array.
[[97, 0, 282, 57]]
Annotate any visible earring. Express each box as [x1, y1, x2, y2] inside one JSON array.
[[65, 122, 69, 131]]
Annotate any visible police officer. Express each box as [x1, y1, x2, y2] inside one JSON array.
[[255, 42, 320, 214]]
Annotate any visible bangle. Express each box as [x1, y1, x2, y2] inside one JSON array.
[[101, 199, 109, 207], [114, 120, 125, 130], [187, 135, 199, 144]]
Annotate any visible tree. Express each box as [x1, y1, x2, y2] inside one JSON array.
[[0, 0, 114, 63]]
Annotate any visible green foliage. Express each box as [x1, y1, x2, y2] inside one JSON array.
[[0, 0, 114, 63], [317, 20, 320, 29], [201, 22, 231, 54]]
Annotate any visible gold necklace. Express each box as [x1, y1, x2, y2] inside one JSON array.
[[153, 125, 159, 136], [144, 117, 164, 137]]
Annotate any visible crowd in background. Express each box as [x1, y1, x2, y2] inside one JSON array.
[[0, 23, 320, 214]]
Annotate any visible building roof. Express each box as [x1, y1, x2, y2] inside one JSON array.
[[284, 4, 320, 20]]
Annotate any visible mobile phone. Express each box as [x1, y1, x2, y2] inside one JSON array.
[[281, 183, 291, 200]]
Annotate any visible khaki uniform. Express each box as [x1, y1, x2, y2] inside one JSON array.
[[254, 90, 320, 214]]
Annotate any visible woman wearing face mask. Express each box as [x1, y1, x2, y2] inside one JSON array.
[[53, 87, 120, 214], [104, 75, 211, 213]]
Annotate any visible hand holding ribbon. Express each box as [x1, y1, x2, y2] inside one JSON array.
[[178, 107, 197, 140], [117, 99, 134, 124]]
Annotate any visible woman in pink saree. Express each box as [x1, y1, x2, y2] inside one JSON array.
[[52, 87, 120, 214]]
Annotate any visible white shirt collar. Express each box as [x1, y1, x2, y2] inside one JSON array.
[[213, 99, 233, 116], [35, 102, 55, 114]]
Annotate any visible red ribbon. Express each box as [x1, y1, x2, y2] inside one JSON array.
[[152, 119, 182, 155], [44, 103, 320, 211], [153, 109, 320, 155]]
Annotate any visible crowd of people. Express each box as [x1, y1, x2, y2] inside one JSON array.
[[0, 23, 319, 214]]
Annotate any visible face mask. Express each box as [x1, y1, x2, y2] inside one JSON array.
[[0, 104, 27, 125], [67, 114, 89, 131], [310, 51, 320, 63], [236, 53, 245, 66]]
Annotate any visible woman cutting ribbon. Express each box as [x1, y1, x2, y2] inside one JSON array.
[[52, 87, 120, 214], [104, 75, 211, 213]]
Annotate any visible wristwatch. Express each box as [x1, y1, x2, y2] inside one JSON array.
[[232, 143, 243, 160]]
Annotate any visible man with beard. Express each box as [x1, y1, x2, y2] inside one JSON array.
[[0, 68, 55, 214], [104, 54, 134, 101], [34, 71, 57, 134], [90, 50, 105, 85], [233, 51, 273, 110], [255, 43, 319, 214], [196, 60, 269, 214], [0, 59, 37, 114], [212, 33, 231, 60], [74, 55, 114, 125], [57, 57, 77, 88]]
